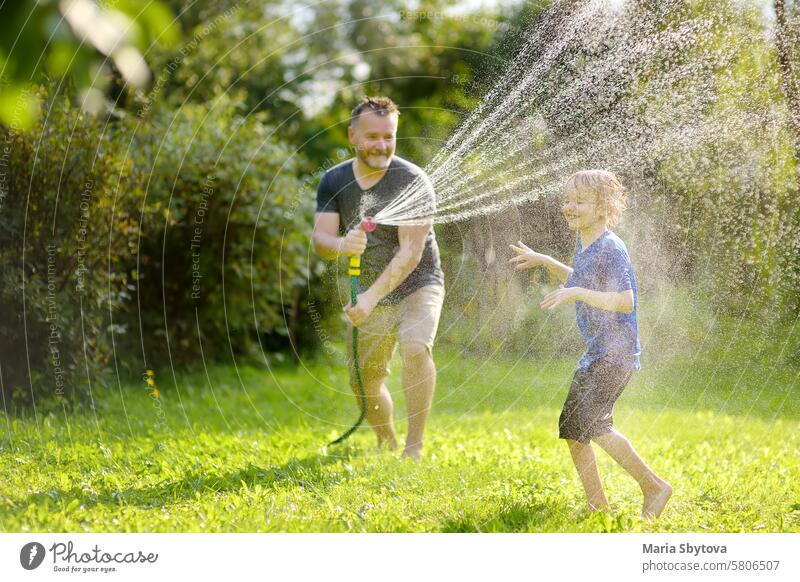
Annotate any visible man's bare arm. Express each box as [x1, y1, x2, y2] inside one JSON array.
[[312, 212, 366, 260], [365, 220, 430, 303]]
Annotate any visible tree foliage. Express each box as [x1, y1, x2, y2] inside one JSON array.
[[0, 0, 179, 128]]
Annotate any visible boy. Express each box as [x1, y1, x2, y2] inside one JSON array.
[[509, 170, 672, 519]]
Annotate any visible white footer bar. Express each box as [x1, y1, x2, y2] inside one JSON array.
[[1, 533, 797, 581]]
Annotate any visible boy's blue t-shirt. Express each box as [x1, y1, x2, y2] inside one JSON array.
[[566, 230, 641, 370]]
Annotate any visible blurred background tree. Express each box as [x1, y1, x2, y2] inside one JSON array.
[[0, 0, 180, 127]]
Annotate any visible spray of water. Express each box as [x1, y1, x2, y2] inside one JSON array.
[[373, 0, 784, 227]]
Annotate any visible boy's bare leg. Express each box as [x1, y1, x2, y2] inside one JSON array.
[[593, 428, 672, 518], [352, 377, 398, 450], [566, 439, 611, 511], [400, 343, 436, 460]]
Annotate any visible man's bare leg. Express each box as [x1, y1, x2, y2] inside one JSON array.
[[593, 428, 672, 519], [566, 439, 611, 511], [399, 343, 436, 460], [352, 376, 398, 449]]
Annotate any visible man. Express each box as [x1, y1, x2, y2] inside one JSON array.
[[312, 96, 445, 460]]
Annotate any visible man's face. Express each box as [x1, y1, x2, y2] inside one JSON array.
[[348, 110, 398, 170]]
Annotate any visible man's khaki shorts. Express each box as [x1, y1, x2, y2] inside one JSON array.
[[348, 284, 445, 382]]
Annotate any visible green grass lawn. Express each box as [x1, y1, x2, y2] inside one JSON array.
[[1, 346, 798, 533]]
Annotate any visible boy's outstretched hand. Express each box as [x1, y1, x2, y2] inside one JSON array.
[[509, 241, 549, 269], [540, 285, 583, 310]]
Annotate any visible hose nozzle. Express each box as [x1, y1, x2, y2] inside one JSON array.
[[349, 217, 375, 276], [360, 216, 377, 232]]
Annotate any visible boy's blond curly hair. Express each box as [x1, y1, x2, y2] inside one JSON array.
[[565, 169, 628, 228]]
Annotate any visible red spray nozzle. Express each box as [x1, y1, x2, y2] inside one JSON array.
[[360, 216, 377, 232]]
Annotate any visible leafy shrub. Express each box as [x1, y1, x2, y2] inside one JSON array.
[[127, 99, 313, 368], [0, 92, 142, 406], [0, 91, 317, 405]]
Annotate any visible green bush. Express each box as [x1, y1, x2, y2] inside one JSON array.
[[128, 99, 313, 368], [0, 91, 318, 405], [0, 92, 142, 406]]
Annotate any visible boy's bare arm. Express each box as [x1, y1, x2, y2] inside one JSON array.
[[540, 287, 634, 313], [509, 241, 573, 284], [576, 288, 634, 313], [541, 256, 573, 284]]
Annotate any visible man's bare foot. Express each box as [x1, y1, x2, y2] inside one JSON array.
[[571, 503, 611, 519], [642, 481, 672, 519], [377, 435, 398, 451], [401, 444, 422, 461]]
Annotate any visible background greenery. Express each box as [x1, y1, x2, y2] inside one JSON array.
[[0, 0, 798, 532], [2, 0, 799, 404]]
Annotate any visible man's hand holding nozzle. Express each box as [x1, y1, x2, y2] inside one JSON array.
[[341, 228, 367, 256]]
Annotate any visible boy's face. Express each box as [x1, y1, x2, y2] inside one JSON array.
[[562, 188, 605, 232]]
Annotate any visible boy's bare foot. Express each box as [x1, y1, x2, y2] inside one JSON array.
[[401, 444, 422, 461], [642, 481, 672, 519]]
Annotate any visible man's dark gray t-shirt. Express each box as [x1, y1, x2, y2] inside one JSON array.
[[316, 156, 444, 306]]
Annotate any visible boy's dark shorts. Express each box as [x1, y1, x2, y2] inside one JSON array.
[[558, 357, 633, 444]]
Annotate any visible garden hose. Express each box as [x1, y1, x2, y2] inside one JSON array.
[[329, 216, 377, 446]]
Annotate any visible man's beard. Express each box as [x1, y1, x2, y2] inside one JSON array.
[[357, 147, 391, 169]]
